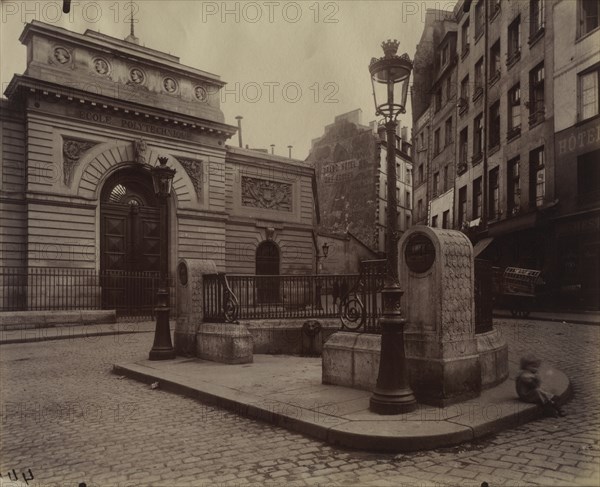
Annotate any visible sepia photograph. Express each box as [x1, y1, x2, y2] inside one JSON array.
[[0, 0, 599, 486]]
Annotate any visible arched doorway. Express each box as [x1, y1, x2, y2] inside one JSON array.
[[256, 241, 280, 303], [100, 168, 161, 316]]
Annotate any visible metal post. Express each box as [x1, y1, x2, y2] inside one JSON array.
[[235, 116, 243, 148], [149, 195, 175, 360], [369, 120, 417, 414]]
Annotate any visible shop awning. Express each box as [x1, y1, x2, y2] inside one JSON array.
[[474, 237, 494, 257]]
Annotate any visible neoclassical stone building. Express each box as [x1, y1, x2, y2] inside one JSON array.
[[0, 21, 315, 312]]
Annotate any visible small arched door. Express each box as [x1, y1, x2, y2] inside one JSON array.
[[256, 241, 280, 303], [100, 168, 161, 315]]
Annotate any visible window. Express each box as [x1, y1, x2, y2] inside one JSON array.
[[508, 156, 520, 215], [474, 57, 484, 99], [578, 149, 600, 205], [489, 101, 500, 148], [490, 40, 501, 83], [442, 210, 449, 229], [580, 68, 599, 121], [435, 88, 443, 112], [418, 165, 424, 184], [529, 146, 545, 209], [458, 186, 467, 227], [433, 171, 440, 196], [441, 43, 449, 66], [489, 167, 499, 219], [445, 117, 453, 146], [508, 16, 521, 64], [432, 215, 438, 228], [443, 165, 449, 192], [418, 199, 423, 220], [460, 75, 470, 113], [406, 168, 412, 185], [489, 0, 501, 16], [579, 0, 599, 37], [475, 0, 484, 39], [434, 128, 441, 155], [508, 84, 521, 136], [446, 77, 452, 103], [406, 191, 411, 209], [459, 127, 469, 169], [473, 177, 483, 219], [529, 63, 545, 126], [473, 113, 483, 162], [461, 18, 470, 56], [529, 0, 544, 41], [406, 214, 411, 230]]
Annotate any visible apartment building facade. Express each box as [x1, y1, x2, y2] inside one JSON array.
[[307, 110, 413, 255], [412, 0, 599, 308]]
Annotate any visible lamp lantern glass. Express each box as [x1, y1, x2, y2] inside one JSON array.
[[322, 242, 330, 258], [152, 157, 176, 197], [369, 40, 413, 120]]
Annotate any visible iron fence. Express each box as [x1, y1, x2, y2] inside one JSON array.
[[204, 260, 387, 332], [0, 267, 174, 320]]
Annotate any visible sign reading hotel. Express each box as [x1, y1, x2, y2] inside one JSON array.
[[556, 118, 600, 156], [321, 159, 359, 183]]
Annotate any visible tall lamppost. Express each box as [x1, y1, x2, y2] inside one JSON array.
[[368, 40, 417, 414], [149, 156, 176, 360], [315, 242, 330, 310]]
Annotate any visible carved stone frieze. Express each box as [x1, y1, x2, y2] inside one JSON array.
[[241, 177, 292, 212], [175, 157, 203, 197], [62, 139, 99, 186]]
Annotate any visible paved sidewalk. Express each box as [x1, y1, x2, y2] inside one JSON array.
[[114, 353, 571, 453]]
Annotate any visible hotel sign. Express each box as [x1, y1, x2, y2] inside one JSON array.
[[556, 118, 600, 156], [321, 159, 359, 183]]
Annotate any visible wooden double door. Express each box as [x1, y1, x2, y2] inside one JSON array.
[[100, 171, 161, 316]]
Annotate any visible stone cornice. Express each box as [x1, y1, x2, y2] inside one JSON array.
[[5, 75, 237, 139]]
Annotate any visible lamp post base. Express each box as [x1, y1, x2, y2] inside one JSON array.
[[369, 284, 417, 415], [149, 299, 175, 361]]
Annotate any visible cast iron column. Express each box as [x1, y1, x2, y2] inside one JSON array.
[[149, 194, 175, 360], [369, 120, 417, 414]]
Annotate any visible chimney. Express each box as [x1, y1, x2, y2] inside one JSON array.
[[235, 116, 243, 148], [369, 120, 378, 133], [401, 126, 408, 141], [288, 145, 293, 158], [377, 125, 386, 142], [270, 144, 275, 155]]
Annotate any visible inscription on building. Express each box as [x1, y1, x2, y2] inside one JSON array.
[[241, 177, 292, 211]]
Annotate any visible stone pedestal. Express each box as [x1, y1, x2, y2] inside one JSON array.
[[477, 328, 509, 389], [322, 332, 381, 390], [400, 227, 481, 407], [196, 323, 253, 364], [174, 259, 217, 356]]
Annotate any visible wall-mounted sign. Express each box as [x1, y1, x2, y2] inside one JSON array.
[[405, 233, 435, 273]]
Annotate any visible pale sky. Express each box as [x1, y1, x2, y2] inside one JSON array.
[[1, 0, 457, 159]]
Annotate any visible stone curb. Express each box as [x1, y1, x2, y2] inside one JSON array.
[[493, 312, 600, 326], [0, 324, 155, 345], [112, 361, 573, 453]]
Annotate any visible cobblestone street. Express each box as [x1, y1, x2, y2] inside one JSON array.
[[1, 319, 599, 487]]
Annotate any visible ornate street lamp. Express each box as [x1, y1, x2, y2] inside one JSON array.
[[368, 40, 417, 414], [149, 156, 176, 360]]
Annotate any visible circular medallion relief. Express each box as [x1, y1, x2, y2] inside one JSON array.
[[178, 262, 188, 286], [93, 57, 110, 75], [194, 85, 208, 102], [163, 77, 178, 93], [129, 68, 146, 84], [53, 47, 71, 64], [405, 233, 436, 274]]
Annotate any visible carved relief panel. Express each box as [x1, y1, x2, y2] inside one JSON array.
[[241, 177, 292, 212], [62, 138, 99, 186]]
